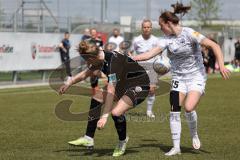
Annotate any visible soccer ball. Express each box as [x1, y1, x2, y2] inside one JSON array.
[[153, 55, 171, 75]]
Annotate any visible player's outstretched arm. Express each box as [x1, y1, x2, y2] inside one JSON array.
[[132, 46, 162, 61], [58, 69, 93, 95], [201, 38, 231, 79]]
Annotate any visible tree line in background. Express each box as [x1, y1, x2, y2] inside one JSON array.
[[190, 0, 220, 26]]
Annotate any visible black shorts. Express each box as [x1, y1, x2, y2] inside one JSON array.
[[124, 85, 150, 106], [115, 73, 150, 106]]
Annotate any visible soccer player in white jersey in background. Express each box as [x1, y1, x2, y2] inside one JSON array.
[[108, 28, 124, 52], [129, 19, 160, 118], [133, 4, 230, 156]]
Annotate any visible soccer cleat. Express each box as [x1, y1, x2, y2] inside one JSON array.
[[192, 135, 201, 150], [68, 136, 94, 148], [165, 147, 181, 156], [112, 137, 129, 157], [147, 111, 155, 118]]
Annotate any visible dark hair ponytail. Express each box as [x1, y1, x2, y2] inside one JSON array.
[[160, 2, 191, 24], [171, 2, 191, 15]]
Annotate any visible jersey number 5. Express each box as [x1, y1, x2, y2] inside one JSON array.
[[172, 80, 179, 89]]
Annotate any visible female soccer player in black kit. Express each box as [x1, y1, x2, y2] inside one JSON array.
[[58, 39, 150, 157]]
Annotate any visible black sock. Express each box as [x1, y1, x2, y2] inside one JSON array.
[[90, 76, 99, 88], [112, 115, 127, 141], [85, 98, 102, 138]]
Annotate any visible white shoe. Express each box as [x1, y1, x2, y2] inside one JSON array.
[[192, 135, 201, 150], [165, 147, 181, 156], [146, 111, 155, 118]]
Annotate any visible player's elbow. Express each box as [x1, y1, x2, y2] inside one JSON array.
[[207, 39, 220, 51], [212, 42, 220, 50]]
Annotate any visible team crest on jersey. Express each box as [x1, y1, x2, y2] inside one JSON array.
[[192, 31, 200, 37]]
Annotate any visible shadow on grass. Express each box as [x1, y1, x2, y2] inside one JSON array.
[[54, 139, 211, 157], [130, 139, 211, 155], [54, 145, 139, 157], [158, 144, 208, 154]]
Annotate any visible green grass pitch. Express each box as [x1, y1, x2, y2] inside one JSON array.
[[0, 74, 239, 160]]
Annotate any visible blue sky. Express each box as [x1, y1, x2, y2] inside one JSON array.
[[1, 0, 240, 21]]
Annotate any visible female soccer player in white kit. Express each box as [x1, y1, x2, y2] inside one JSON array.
[[133, 5, 230, 156], [130, 19, 159, 118]]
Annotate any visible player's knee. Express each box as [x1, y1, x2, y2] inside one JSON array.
[[170, 91, 181, 112], [184, 100, 197, 112], [111, 110, 121, 117], [149, 86, 156, 95], [184, 104, 194, 112]]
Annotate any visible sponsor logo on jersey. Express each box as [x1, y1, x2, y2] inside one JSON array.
[[192, 31, 200, 37]]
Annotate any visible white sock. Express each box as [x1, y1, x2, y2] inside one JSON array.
[[147, 95, 155, 112], [170, 112, 181, 149], [185, 111, 198, 138]]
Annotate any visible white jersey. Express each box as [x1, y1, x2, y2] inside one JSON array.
[[131, 34, 160, 85], [108, 35, 124, 52], [132, 35, 159, 62], [158, 27, 206, 75]]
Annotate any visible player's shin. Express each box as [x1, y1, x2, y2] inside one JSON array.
[[185, 110, 201, 149], [112, 115, 127, 141], [185, 110, 198, 138], [169, 91, 181, 149], [85, 98, 103, 138], [170, 112, 181, 149], [147, 94, 156, 117]]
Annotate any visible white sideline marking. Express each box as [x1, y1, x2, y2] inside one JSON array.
[[0, 89, 55, 95], [0, 83, 49, 89]]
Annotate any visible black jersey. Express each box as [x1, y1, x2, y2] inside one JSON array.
[[89, 51, 150, 105], [88, 51, 149, 77], [99, 51, 150, 85]]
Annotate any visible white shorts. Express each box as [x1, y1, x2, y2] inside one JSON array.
[[171, 71, 207, 95]]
